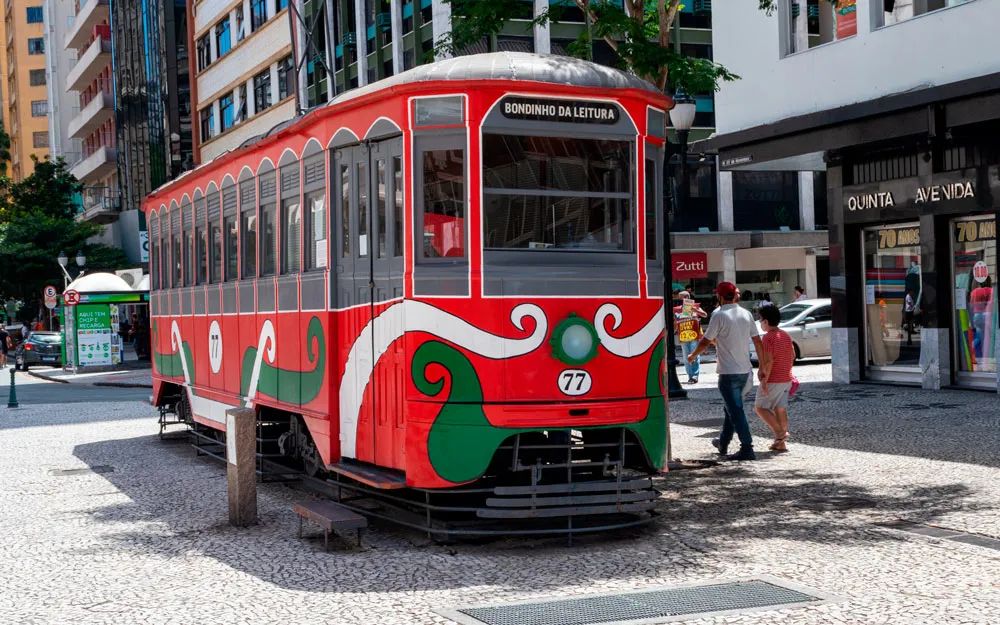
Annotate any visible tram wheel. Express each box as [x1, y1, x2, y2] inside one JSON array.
[[175, 392, 193, 425]]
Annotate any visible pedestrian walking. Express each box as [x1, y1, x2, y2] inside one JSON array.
[[794, 285, 806, 301], [673, 290, 707, 384], [754, 304, 795, 453], [0, 326, 9, 369], [687, 282, 765, 461]]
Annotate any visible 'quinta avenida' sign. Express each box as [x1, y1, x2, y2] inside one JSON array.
[[501, 97, 620, 124], [846, 180, 975, 212]]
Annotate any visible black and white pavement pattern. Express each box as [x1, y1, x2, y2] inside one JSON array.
[[0, 366, 997, 625]]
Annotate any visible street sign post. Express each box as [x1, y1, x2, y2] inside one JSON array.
[[43, 285, 58, 310]]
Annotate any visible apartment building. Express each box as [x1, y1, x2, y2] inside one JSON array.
[[702, 0, 999, 392], [190, 0, 296, 162], [113, 0, 193, 263], [0, 0, 51, 180], [43, 0, 81, 164], [63, 0, 116, 222]]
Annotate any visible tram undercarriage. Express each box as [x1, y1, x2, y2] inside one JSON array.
[[158, 392, 660, 538]]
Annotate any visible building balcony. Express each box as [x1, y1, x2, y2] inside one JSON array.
[[70, 146, 117, 185], [65, 0, 110, 51], [76, 185, 121, 224], [66, 36, 111, 92], [68, 90, 114, 140]]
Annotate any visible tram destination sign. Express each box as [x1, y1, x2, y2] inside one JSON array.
[[500, 97, 620, 124]]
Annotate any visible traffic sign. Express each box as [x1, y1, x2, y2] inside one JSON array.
[[43, 285, 57, 298], [44, 285, 58, 309], [63, 290, 80, 306]]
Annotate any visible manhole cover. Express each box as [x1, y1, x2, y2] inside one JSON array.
[[49, 465, 115, 476], [792, 496, 877, 511], [441, 578, 833, 625]]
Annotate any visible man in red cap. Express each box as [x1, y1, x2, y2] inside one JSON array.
[[686, 281, 765, 460]]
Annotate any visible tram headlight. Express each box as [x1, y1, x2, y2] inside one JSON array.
[[550, 314, 599, 365]]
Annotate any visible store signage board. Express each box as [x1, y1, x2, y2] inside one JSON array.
[[841, 169, 999, 224], [500, 97, 620, 125], [672, 252, 709, 279]]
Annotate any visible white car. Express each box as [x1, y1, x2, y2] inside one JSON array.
[[750, 298, 832, 363]]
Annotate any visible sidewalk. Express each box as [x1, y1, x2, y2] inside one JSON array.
[[26, 364, 152, 388]]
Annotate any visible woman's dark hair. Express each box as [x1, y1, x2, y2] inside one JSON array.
[[758, 304, 781, 327]]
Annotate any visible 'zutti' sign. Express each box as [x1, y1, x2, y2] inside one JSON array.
[[501, 97, 620, 124]]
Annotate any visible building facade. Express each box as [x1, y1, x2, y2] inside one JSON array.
[[703, 0, 999, 392], [1, 0, 51, 179], [113, 0, 193, 263], [189, 0, 296, 162], [63, 0, 117, 223], [43, 0, 82, 164]]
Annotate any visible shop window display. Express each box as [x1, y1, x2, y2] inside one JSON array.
[[952, 216, 997, 378], [863, 224, 922, 368]]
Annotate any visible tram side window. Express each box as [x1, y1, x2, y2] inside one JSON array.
[[182, 200, 194, 286], [376, 159, 387, 258], [223, 185, 238, 281], [393, 156, 403, 257], [240, 178, 257, 278], [149, 214, 159, 290], [208, 190, 222, 283], [357, 161, 368, 258], [645, 154, 660, 262], [259, 170, 277, 276], [339, 164, 350, 258], [196, 196, 208, 285], [420, 147, 465, 259], [171, 208, 182, 288], [303, 155, 327, 270], [280, 161, 301, 274]]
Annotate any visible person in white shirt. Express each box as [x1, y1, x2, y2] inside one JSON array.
[[794, 286, 806, 301], [687, 282, 766, 461]]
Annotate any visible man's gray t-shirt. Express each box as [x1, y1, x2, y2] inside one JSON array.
[[703, 304, 759, 375]]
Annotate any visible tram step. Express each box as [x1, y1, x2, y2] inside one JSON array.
[[485, 489, 659, 508], [327, 460, 407, 490], [493, 477, 653, 496], [476, 500, 658, 519]]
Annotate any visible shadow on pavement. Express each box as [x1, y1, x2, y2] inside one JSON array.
[[69, 427, 993, 593], [671, 380, 1000, 469]]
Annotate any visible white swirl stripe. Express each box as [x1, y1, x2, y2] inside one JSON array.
[[242, 320, 276, 408], [170, 321, 237, 424], [338, 300, 547, 459], [594, 303, 665, 358]]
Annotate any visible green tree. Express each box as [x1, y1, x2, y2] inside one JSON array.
[[0, 157, 131, 321], [437, 0, 739, 93]]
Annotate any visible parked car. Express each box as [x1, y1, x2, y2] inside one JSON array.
[[15, 331, 63, 370], [750, 298, 832, 363]]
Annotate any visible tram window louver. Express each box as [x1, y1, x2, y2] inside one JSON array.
[[303, 154, 326, 270], [208, 189, 222, 284], [259, 168, 277, 276], [339, 164, 350, 258], [222, 185, 238, 281], [239, 177, 257, 278], [171, 205, 181, 288], [280, 160, 301, 274], [393, 156, 403, 257], [182, 199, 194, 286], [195, 194, 209, 285]]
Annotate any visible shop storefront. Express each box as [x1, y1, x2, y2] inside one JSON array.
[[837, 168, 999, 390]]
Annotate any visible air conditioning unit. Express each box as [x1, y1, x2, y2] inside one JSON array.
[[116, 268, 144, 288]]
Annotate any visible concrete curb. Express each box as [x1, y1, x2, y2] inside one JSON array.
[[26, 369, 152, 389], [25, 370, 69, 384]]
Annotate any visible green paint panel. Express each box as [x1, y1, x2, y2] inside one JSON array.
[[240, 316, 325, 405]]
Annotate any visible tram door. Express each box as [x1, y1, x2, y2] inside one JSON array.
[[336, 138, 405, 467]]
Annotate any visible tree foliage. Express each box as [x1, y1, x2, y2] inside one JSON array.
[[438, 0, 739, 93], [0, 158, 130, 321]]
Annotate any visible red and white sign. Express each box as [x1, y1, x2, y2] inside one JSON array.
[[672, 252, 708, 280], [973, 261, 990, 284], [43, 285, 58, 309], [63, 290, 80, 306]]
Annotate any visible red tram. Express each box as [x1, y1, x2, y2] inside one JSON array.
[[145, 52, 672, 534]]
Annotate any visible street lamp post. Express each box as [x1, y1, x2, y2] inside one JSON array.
[[663, 89, 697, 400], [57, 250, 87, 288]]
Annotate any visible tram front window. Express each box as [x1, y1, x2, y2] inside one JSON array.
[[482, 134, 631, 251]]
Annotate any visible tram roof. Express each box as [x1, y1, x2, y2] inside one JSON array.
[[149, 53, 661, 202], [333, 52, 662, 103]]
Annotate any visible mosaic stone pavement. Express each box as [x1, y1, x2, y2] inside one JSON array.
[[0, 368, 997, 625]]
